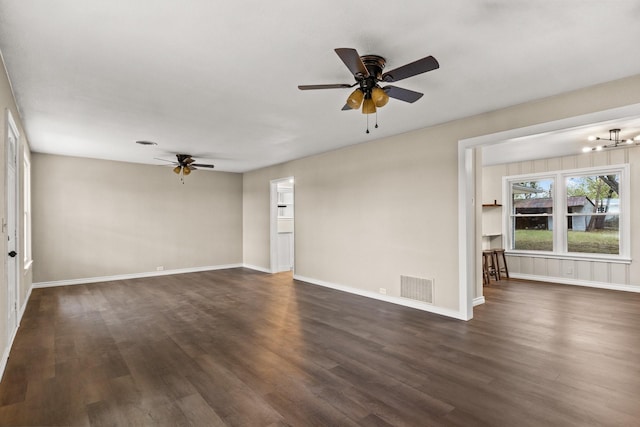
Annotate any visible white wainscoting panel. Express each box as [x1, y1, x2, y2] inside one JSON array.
[[547, 258, 561, 278], [593, 263, 609, 283], [506, 254, 633, 288], [611, 263, 628, 284], [533, 257, 547, 276], [520, 257, 534, 275], [577, 261, 592, 281]]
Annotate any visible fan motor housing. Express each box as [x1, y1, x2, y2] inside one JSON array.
[[360, 55, 386, 80]]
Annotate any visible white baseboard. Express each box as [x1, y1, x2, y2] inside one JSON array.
[[0, 322, 20, 382], [473, 296, 486, 306], [293, 274, 466, 320], [242, 264, 272, 274], [33, 263, 244, 288], [1, 281, 34, 382], [509, 273, 640, 293], [19, 286, 33, 321], [0, 340, 10, 383]]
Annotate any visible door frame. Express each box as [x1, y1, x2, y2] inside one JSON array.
[[458, 102, 640, 321], [270, 176, 295, 274], [5, 108, 20, 341]]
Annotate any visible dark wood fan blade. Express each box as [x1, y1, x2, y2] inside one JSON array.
[[382, 55, 439, 83], [298, 84, 353, 90], [383, 86, 424, 103], [191, 163, 214, 168], [184, 157, 195, 164], [154, 158, 177, 164], [341, 104, 353, 111], [335, 48, 369, 78]]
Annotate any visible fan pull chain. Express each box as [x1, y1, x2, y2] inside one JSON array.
[[364, 113, 380, 134]]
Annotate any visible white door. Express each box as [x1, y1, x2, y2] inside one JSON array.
[[6, 111, 19, 339]]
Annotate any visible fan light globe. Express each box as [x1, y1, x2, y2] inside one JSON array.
[[346, 89, 364, 110], [372, 87, 389, 107], [173, 166, 182, 174], [183, 166, 191, 176], [587, 136, 597, 141], [362, 98, 376, 114]]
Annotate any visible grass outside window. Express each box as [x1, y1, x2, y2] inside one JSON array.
[[513, 229, 619, 254]]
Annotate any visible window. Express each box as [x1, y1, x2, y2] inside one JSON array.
[[23, 153, 32, 268], [510, 178, 554, 251], [566, 173, 619, 255], [504, 165, 629, 260]]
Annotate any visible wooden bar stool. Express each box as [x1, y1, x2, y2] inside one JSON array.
[[482, 250, 498, 284], [492, 248, 509, 280]]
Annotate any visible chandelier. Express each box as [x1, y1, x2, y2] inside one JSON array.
[[582, 128, 639, 152]]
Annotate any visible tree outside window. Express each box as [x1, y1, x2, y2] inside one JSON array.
[[566, 174, 619, 254]]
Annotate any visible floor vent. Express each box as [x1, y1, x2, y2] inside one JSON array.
[[400, 275, 433, 304]]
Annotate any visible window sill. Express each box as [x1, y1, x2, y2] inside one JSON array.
[[506, 251, 631, 264]]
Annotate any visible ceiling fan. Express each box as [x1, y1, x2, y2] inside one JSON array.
[[298, 48, 439, 131], [156, 154, 214, 182]]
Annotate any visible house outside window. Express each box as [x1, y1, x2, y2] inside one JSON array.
[[504, 165, 629, 260], [566, 173, 620, 255], [510, 179, 554, 251]]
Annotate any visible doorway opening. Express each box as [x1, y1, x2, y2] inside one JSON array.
[[458, 102, 640, 321], [270, 177, 295, 274]]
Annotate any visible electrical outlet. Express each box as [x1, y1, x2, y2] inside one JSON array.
[[379, 288, 387, 295], [156, 266, 164, 271]]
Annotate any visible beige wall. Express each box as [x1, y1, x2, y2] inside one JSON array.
[[0, 51, 32, 364], [32, 154, 243, 283], [244, 74, 640, 313], [483, 148, 639, 287]]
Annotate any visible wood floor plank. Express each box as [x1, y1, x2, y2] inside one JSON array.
[[175, 393, 227, 426], [1, 270, 640, 426]]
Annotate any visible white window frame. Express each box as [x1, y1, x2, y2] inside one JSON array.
[[23, 151, 32, 270], [503, 164, 630, 263]]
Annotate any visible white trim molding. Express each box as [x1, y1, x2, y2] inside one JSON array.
[[293, 274, 466, 320], [1, 280, 33, 382], [0, 344, 10, 383], [33, 264, 243, 288], [0, 311, 21, 381], [473, 296, 486, 306], [18, 286, 33, 323], [509, 273, 640, 293], [242, 264, 272, 274]]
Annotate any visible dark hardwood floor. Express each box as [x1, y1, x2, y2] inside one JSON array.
[[1, 269, 639, 426]]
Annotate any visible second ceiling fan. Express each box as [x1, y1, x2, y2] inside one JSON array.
[[156, 154, 214, 183], [298, 48, 439, 120]]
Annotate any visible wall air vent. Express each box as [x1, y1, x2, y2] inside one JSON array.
[[400, 275, 434, 304]]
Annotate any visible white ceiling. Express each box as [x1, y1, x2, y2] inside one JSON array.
[[483, 116, 640, 166], [1, 1, 640, 173]]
